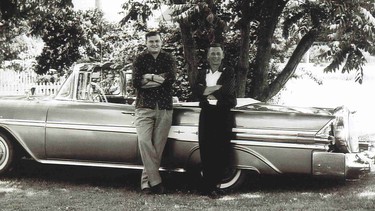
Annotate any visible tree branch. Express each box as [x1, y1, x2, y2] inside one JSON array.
[[265, 28, 319, 101]]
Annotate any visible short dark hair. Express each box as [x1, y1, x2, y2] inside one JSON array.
[[207, 43, 224, 55], [145, 31, 161, 40], [210, 43, 223, 49], [207, 43, 223, 53]]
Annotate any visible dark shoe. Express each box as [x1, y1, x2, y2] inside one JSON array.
[[202, 190, 220, 199], [141, 188, 152, 195], [208, 190, 221, 199], [199, 187, 223, 199], [150, 183, 166, 194]]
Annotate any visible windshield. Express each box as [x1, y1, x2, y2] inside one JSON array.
[[55, 73, 74, 100]]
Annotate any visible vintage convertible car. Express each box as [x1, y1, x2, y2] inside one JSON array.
[[0, 62, 374, 191]]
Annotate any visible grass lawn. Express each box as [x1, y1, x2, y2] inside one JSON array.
[[0, 160, 375, 211]]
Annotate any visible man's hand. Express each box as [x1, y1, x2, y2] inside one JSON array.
[[207, 95, 217, 100], [152, 74, 165, 84], [141, 81, 162, 88], [203, 85, 222, 96], [141, 73, 165, 88]]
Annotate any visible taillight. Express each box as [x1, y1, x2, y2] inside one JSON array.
[[333, 106, 359, 153]]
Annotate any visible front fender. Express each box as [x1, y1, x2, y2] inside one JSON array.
[[0, 124, 45, 160]]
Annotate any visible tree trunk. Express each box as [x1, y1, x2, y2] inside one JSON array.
[[265, 29, 319, 101], [179, 21, 198, 99], [262, 7, 323, 102], [249, 0, 287, 101], [236, 23, 250, 98]]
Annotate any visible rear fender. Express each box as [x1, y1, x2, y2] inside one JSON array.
[[185, 145, 277, 175]]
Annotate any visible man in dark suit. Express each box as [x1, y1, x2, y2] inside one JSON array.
[[193, 43, 237, 198]]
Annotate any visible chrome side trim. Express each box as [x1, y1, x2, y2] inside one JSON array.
[[170, 126, 329, 144], [168, 126, 198, 141], [0, 119, 45, 127], [234, 128, 324, 143], [233, 145, 282, 174], [235, 133, 315, 143], [236, 165, 261, 173], [47, 122, 137, 133], [232, 140, 327, 150], [233, 128, 317, 136], [0, 119, 137, 133], [38, 159, 186, 172]]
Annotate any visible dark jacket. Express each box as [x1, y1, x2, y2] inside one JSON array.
[[193, 65, 237, 109], [132, 50, 176, 110]]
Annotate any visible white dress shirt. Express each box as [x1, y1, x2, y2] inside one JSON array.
[[206, 70, 222, 86], [206, 70, 222, 105]]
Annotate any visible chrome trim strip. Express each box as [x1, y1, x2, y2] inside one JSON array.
[[38, 159, 186, 172], [0, 119, 138, 135], [0, 119, 45, 127], [235, 133, 315, 143], [233, 128, 317, 136], [236, 165, 261, 173], [232, 140, 327, 150], [235, 134, 329, 143], [233, 145, 282, 174], [0, 119, 137, 133], [47, 122, 137, 133]]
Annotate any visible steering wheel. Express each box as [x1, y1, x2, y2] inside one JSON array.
[[87, 82, 108, 103]]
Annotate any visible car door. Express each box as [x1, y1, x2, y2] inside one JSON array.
[[45, 100, 139, 164]]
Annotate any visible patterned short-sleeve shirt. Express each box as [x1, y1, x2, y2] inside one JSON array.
[[132, 50, 176, 110]]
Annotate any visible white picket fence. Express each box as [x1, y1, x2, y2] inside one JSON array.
[[0, 70, 62, 96]]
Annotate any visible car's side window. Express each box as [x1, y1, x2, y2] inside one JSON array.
[[123, 71, 135, 97], [56, 63, 136, 103], [99, 70, 121, 95], [55, 73, 75, 100], [76, 68, 125, 103], [77, 72, 91, 101]]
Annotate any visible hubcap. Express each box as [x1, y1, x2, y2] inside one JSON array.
[[219, 169, 241, 189], [0, 139, 9, 169]]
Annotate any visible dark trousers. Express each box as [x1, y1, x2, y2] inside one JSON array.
[[198, 104, 233, 191]]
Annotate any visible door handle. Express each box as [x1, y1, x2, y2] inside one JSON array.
[[122, 111, 135, 116]]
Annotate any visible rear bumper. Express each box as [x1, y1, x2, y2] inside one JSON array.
[[313, 151, 374, 179], [345, 153, 373, 179]]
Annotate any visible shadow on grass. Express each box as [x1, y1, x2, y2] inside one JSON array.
[[7, 160, 140, 190], [4, 159, 358, 195]]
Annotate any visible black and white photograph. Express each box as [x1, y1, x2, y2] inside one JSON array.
[[0, 0, 375, 210]]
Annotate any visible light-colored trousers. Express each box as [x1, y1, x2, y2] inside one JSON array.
[[135, 107, 173, 189]]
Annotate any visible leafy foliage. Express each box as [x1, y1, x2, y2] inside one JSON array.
[[120, 2, 152, 31], [2, 0, 375, 101], [163, 29, 193, 101], [33, 7, 84, 75], [313, 0, 375, 84], [0, 0, 76, 75]]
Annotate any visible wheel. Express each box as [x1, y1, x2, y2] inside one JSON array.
[[0, 133, 15, 175], [217, 168, 247, 191]]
